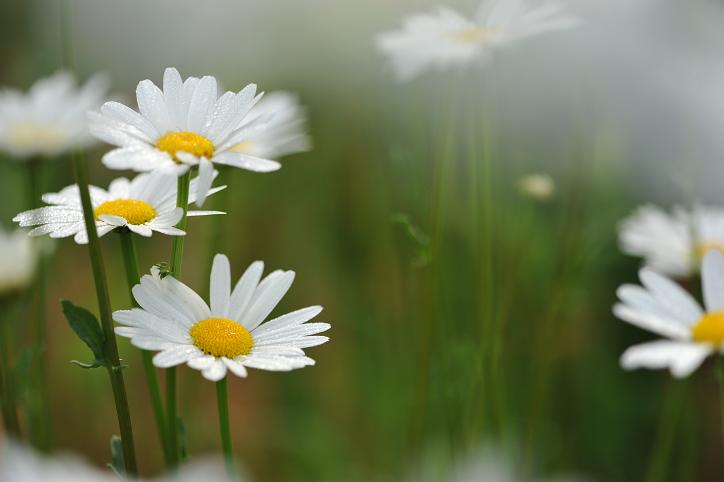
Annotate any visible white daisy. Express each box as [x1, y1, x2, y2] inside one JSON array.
[[614, 249, 724, 378], [230, 91, 311, 160], [518, 173, 555, 201], [88, 67, 281, 205], [113, 254, 330, 382], [12, 171, 224, 244], [618, 204, 724, 278], [0, 71, 109, 159], [0, 227, 37, 296], [376, 0, 580, 81]]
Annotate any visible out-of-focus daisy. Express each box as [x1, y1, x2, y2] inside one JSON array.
[[0, 71, 108, 159], [13, 171, 224, 244], [114, 254, 330, 382], [0, 228, 37, 296], [0, 442, 239, 482], [618, 204, 724, 278], [615, 250, 724, 378], [230, 91, 311, 160], [376, 0, 580, 81], [88, 67, 280, 205], [519, 173, 555, 201]]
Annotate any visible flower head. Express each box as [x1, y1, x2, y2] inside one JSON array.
[[618, 204, 724, 278], [0, 227, 37, 296], [88, 68, 283, 205], [0, 71, 109, 159], [519, 173, 555, 201], [614, 250, 724, 378], [376, 0, 580, 81], [13, 171, 224, 244], [230, 91, 311, 160], [113, 254, 330, 381]]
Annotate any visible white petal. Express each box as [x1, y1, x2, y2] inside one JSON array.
[[202, 359, 227, 381], [222, 357, 248, 378], [195, 157, 214, 207], [613, 304, 691, 340], [229, 261, 264, 322], [136, 79, 172, 134], [252, 306, 323, 337], [210, 254, 231, 318], [212, 152, 281, 172], [187, 75, 217, 134], [639, 269, 703, 325], [620, 340, 712, 378], [153, 345, 199, 368], [702, 250, 724, 312], [242, 271, 295, 331]]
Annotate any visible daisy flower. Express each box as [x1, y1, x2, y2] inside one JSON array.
[[0, 71, 109, 159], [615, 249, 724, 378], [618, 204, 724, 278], [12, 171, 224, 244], [0, 227, 37, 296], [113, 254, 330, 381], [88, 67, 281, 205], [376, 0, 580, 81], [230, 91, 311, 160], [518, 173, 555, 201]]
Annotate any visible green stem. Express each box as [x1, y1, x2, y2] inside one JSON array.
[[118, 231, 172, 466], [0, 310, 21, 438], [216, 378, 236, 478], [27, 158, 52, 451], [72, 152, 137, 477], [718, 359, 724, 454], [167, 171, 191, 466], [644, 379, 688, 482]]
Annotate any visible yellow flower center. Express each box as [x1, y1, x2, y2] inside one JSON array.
[[190, 317, 254, 358], [448, 27, 497, 44], [230, 140, 254, 154], [691, 311, 724, 343], [7, 122, 66, 151], [94, 199, 157, 225], [697, 242, 724, 260], [155, 131, 214, 161]]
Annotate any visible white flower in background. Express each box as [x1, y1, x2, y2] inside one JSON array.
[[0, 228, 37, 296], [618, 204, 724, 278], [0, 442, 238, 482], [0, 71, 109, 159], [519, 173, 555, 201], [230, 91, 311, 159], [615, 250, 724, 378], [13, 171, 224, 244], [376, 0, 580, 81], [114, 254, 330, 382], [88, 67, 281, 205]]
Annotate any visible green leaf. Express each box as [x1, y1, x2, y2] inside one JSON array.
[[60, 299, 107, 368], [108, 435, 125, 477]]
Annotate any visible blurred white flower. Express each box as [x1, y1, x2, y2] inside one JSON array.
[[231, 91, 311, 159], [0, 71, 109, 159], [376, 0, 580, 81], [519, 173, 555, 200], [114, 254, 330, 382], [618, 204, 724, 278], [89, 67, 281, 205], [13, 171, 224, 244], [615, 250, 724, 378], [0, 228, 37, 296], [0, 442, 238, 482]]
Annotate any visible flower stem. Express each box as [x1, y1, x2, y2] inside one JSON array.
[[216, 378, 236, 478], [717, 358, 724, 453], [118, 230, 172, 466], [644, 379, 688, 482], [167, 170, 192, 466], [72, 152, 137, 477]]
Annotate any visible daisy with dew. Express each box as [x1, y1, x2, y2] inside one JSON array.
[[0, 71, 108, 159], [230, 91, 311, 160], [88, 67, 282, 205], [615, 250, 724, 378], [376, 0, 580, 81], [114, 254, 330, 381], [13, 171, 224, 244], [618, 204, 724, 278], [0, 227, 37, 297]]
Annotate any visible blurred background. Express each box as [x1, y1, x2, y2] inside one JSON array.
[[1, 0, 724, 480]]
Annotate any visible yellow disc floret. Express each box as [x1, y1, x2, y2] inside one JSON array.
[[448, 27, 497, 44], [190, 317, 254, 358], [94, 199, 156, 225], [697, 242, 724, 260], [155, 131, 214, 161], [692, 311, 724, 343]]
